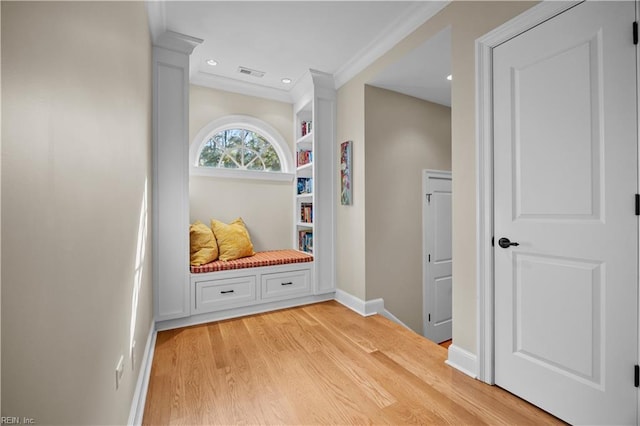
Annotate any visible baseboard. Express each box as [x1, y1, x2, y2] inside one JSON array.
[[379, 309, 412, 331], [334, 289, 414, 332], [156, 293, 334, 331], [334, 289, 383, 316], [128, 324, 157, 426], [445, 344, 478, 378]]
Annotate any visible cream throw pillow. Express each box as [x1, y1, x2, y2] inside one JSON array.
[[210, 217, 255, 261]]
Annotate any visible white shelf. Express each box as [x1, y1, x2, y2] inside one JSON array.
[[297, 193, 313, 199], [296, 222, 314, 228], [297, 133, 313, 145], [296, 162, 313, 173]]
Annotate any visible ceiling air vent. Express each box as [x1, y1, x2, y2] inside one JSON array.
[[238, 66, 265, 78]]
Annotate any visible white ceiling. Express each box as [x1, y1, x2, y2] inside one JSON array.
[[368, 26, 451, 106], [149, 1, 451, 105]]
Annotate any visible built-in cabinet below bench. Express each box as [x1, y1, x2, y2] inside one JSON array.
[[155, 260, 335, 331], [192, 262, 313, 315]]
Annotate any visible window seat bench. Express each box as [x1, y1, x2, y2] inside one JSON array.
[[189, 249, 318, 318], [190, 249, 313, 273]]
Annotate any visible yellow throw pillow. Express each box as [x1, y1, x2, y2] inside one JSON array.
[[210, 217, 255, 261], [189, 221, 218, 265]]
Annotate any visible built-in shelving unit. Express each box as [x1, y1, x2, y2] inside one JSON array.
[[291, 70, 337, 295], [295, 101, 314, 254]]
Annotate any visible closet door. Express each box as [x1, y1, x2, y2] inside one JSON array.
[[492, 2, 638, 424]]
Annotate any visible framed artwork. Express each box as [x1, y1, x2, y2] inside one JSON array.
[[340, 140, 352, 205]]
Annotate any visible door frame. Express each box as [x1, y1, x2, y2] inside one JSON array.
[[422, 169, 452, 342], [475, 0, 585, 385]]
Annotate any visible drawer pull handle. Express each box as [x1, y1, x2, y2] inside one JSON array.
[[220, 290, 235, 294], [281, 282, 293, 286]]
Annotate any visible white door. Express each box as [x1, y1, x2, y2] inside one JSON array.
[[423, 170, 452, 344], [493, 2, 638, 424]]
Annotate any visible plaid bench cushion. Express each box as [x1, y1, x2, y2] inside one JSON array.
[[190, 249, 313, 273]]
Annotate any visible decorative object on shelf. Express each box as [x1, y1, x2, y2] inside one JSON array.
[[340, 140, 352, 205], [297, 149, 312, 167], [299, 230, 313, 253], [301, 121, 313, 137], [297, 177, 313, 194], [300, 203, 313, 223]]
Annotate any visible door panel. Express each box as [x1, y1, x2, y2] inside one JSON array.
[[514, 253, 602, 384], [424, 172, 452, 343], [514, 35, 602, 220], [433, 275, 452, 326], [493, 2, 637, 424]]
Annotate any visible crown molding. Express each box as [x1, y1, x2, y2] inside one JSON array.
[[333, 0, 450, 89], [155, 31, 203, 55], [289, 69, 335, 106], [191, 71, 294, 103]]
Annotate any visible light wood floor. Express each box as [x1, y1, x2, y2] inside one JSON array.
[[143, 301, 562, 425]]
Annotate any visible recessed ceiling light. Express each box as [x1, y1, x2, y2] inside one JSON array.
[[206, 59, 218, 66], [281, 78, 292, 84], [447, 74, 452, 81]]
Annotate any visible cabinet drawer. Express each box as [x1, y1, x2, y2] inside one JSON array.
[[261, 269, 311, 301], [194, 275, 257, 314]]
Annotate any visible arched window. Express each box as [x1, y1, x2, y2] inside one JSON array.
[[190, 115, 294, 181]]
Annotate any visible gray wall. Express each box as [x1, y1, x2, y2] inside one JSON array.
[[364, 85, 451, 332]]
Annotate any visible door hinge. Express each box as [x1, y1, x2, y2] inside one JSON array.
[[428, 254, 431, 262], [635, 194, 639, 215], [426, 193, 432, 203], [634, 21, 638, 45], [428, 314, 431, 322], [491, 237, 495, 247], [634, 365, 639, 387]]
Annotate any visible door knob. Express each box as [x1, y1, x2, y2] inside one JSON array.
[[498, 237, 519, 248]]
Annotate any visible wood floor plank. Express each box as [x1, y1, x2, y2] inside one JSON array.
[[143, 301, 563, 425]]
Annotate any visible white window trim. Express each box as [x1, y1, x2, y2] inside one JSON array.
[[189, 114, 294, 182]]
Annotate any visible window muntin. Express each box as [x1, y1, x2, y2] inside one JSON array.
[[190, 115, 293, 182], [199, 128, 281, 172]]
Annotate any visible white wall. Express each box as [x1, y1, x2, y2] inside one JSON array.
[[337, 1, 537, 353], [364, 86, 451, 333], [189, 85, 294, 251], [1, 2, 3, 413], [2, 2, 152, 424]]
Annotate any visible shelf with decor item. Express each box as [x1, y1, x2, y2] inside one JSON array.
[[299, 202, 313, 224], [291, 70, 336, 295], [294, 101, 314, 254], [297, 149, 313, 166], [298, 229, 314, 254]]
